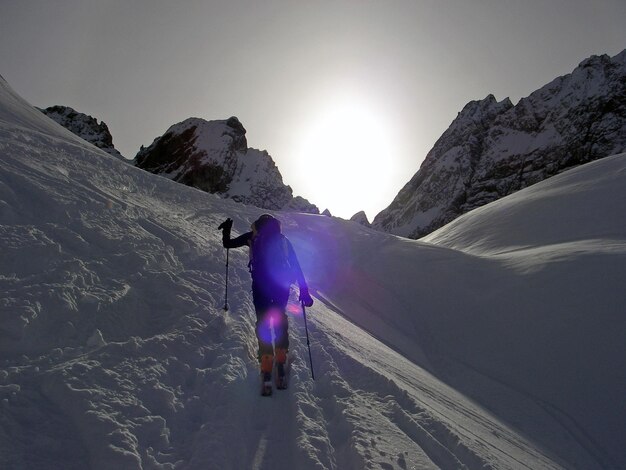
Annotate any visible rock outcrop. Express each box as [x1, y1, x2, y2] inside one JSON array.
[[39, 105, 126, 161], [282, 196, 320, 214], [350, 211, 371, 227], [134, 116, 318, 212]]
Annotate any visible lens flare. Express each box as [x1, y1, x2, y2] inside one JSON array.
[[256, 307, 284, 346], [288, 226, 341, 290], [286, 303, 301, 316]]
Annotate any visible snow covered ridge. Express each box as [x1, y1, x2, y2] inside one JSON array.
[[374, 49, 626, 238], [2, 74, 626, 469], [134, 117, 319, 213], [39, 105, 127, 161]]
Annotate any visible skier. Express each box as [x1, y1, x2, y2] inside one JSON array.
[[218, 214, 314, 395]]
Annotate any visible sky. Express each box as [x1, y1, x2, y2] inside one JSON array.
[[1, 0, 625, 220]]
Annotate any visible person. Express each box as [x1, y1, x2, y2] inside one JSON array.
[[218, 214, 313, 392]]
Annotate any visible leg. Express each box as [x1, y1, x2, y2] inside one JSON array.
[[273, 310, 290, 354], [255, 307, 274, 393], [252, 286, 274, 361], [273, 308, 290, 389], [255, 309, 274, 360]]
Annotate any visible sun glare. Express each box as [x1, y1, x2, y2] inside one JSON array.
[[295, 99, 395, 219]]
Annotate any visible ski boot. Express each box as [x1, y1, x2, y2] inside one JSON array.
[[260, 354, 273, 396]]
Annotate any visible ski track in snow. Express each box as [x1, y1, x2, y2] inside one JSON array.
[[2, 78, 625, 469]]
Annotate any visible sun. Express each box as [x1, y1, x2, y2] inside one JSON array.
[[294, 99, 395, 220]]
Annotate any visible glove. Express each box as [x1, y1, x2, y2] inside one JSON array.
[[218, 218, 233, 232], [299, 286, 314, 307]]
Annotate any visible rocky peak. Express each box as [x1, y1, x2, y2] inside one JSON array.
[[422, 95, 513, 169], [135, 117, 246, 178], [578, 52, 613, 70], [135, 117, 318, 213], [456, 94, 513, 124], [39, 105, 126, 161], [374, 48, 626, 239]]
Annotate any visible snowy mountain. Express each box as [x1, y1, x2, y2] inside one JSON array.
[[374, 49, 626, 238], [2, 75, 626, 469], [39, 105, 127, 161], [134, 117, 319, 213]]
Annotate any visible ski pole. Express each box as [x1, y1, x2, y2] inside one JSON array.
[[223, 248, 230, 311], [302, 301, 315, 380]]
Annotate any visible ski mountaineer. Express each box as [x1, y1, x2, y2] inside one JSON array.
[[218, 214, 314, 395]]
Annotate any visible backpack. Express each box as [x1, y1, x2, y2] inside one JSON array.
[[250, 227, 295, 290]]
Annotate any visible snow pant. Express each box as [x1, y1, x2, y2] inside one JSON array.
[[252, 281, 290, 359]]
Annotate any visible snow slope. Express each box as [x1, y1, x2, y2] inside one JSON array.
[[1, 75, 625, 469]]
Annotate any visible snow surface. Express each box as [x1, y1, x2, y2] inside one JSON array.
[[1, 75, 625, 469]]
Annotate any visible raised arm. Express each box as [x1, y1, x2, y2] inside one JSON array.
[[224, 231, 253, 249], [219, 218, 253, 249]]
